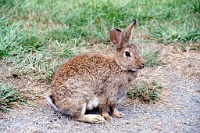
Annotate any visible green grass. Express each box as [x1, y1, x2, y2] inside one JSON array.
[[127, 81, 163, 103], [143, 49, 163, 67], [0, 0, 199, 82], [148, 0, 200, 45], [0, 82, 26, 112]]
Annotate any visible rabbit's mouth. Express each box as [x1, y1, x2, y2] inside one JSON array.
[[128, 66, 144, 72], [128, 69, 137, 73]]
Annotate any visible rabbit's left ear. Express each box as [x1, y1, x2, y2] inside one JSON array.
[[110, 28, 122, 49], [123, 20, 136, 42]]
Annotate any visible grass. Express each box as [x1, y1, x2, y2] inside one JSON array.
[[0, 82, 26, 112], [143, 49, 163, 67], [148, 0, 200, 44], [127, 81, 163, 103]]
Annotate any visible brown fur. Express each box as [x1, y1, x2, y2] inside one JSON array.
[[47, 20, 145, 124]]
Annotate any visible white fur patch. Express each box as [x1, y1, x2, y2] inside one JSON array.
[[46, 95, 59, 111], [81, 103, 87, 116], [87, 97, 99, 110]]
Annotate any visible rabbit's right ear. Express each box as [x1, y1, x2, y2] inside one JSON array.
[[110, 28, 122, 49]]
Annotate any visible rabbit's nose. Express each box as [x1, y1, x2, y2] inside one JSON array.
[[140, 64, 145, 69]]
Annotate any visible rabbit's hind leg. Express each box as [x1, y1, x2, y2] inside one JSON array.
[[73, 103, 106, 124], [76, 114, 106, 124]]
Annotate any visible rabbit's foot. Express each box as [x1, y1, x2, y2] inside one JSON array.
[[76, 114, 106, 124], [102, 112, 112, 120], [112, 108, 123, 118]]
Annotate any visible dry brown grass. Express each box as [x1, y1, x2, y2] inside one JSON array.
[[160, 45, 200, 81]]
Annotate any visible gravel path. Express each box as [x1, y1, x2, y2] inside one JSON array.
[[1, 66, 200, 133]]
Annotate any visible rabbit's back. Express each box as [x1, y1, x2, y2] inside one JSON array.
[[52, 53, 114, 88]]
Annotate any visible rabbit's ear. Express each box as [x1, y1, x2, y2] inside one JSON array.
[[123, 20, 136, 42], [110, 28, 122, 48]]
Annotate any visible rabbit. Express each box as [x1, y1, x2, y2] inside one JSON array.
[[46, 20, 145, 124]]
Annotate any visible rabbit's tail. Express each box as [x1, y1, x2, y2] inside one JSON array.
[[46, 94, 59, 111]]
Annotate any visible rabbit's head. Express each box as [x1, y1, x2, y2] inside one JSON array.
[[110, 20, 145, 71]]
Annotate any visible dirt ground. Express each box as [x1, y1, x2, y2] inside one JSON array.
[[0, 44, 200, 133]]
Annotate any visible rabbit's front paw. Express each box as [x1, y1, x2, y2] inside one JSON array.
[[102, 112, 112, 120], [113, 108, 123, 118]]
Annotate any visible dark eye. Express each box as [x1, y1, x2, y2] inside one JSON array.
[[125, 51, 131, 57]]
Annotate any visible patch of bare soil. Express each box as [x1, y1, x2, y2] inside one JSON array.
[[0, 43, 200, 133]]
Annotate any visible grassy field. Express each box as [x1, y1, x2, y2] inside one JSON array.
[[0, 0, 199, 111]]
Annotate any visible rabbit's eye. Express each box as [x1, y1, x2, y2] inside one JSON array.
[[125, 51, 131, 57]]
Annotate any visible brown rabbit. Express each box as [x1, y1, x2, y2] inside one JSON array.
[[46, 20, 145, 124]]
